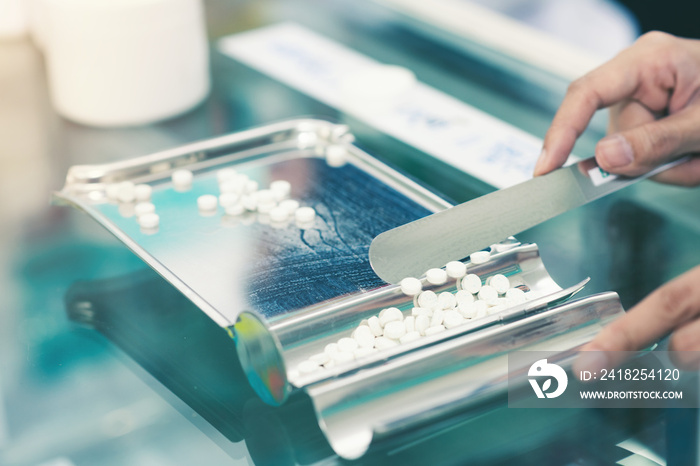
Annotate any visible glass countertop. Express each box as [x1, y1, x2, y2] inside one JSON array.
[[1, 0, 698, 465]]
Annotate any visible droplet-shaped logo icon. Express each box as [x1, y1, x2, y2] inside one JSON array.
[[528, 359, 568, 399]]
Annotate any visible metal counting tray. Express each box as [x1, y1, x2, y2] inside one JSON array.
[[55, 119, 625, 460], [56, 119, 449, 327]]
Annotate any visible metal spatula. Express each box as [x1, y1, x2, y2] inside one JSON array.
[[370, 157, 685, 284]]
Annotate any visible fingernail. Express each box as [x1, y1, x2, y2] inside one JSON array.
[[597, 134, 634, 168], [573, 351, 608, 381], [533, 149, 546, 176]]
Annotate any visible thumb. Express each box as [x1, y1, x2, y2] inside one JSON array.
[[595, 107, 700, 176]]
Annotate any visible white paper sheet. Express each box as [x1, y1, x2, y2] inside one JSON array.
[[218, 22, 544, 189]]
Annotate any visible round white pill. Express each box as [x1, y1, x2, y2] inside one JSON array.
[[232, 173, 250, 186], [269, 206, 289, 222], [488, 274, 510, 294], [138, 213, 159, 229], [279, 199, 300, 214], [116, 181, 135, 203], [298, 360, 321, 374], [383, 321, 406, 340], [225, 204, 245, 216], [337, 337, 359, 352], [224, 175, 249, 194], [445, 261, 467, 278], [378, 307, 404, 327], [197, 194, 218, 212], [374, 337, 399, 350], [473, 300, 489, 318], [331, 351, 355, 363], [368, 316, 383, 336], [461, 274, 482, 294], [245, 180, 259, 194], [257, 202, 276, 214], [488, 304, 507, 315], [430, 309, 444, 327], [326, 144, 348, 167], [309, 352, 330, 365], [455, 289, 474, 304], [437, 292, 457, 310], [478, 285, 498, 303], [106, 183, 120, 201], [415, 314, 430, 335], [426, 268, 448, 285], [270, 180, 291, 200], [430, 309, 445, 327], [217, 168, 237, 184], [404, 315, 415, 333], [484, 299, 500, 310], [323, 360, 336, 369], [219, 192, 240, 208], [458, 301, 477, 319], [219, 180, 239, 194], [425, 325, 446, 336], [134, 202, 156, 217], [417, 290, 438, 308], [256, 189, 275, 205], [443, 310, 466, 329], [399, 331, 421, 345], [411, 307, 431, 317], [295, 206, 316, 223], [297, 131, 319, 149], [505, 287, 526, 302], [353, 325, 375, 348], [470, 250, 491, 264], [354, 347, 376, 359], [502, 297, 517, 309], [134, 184, 152, 202], [172, 169, 193, 190], [400, 277, 422, 296], [324, 343, 339, 355], [241, 194, 258, 211]]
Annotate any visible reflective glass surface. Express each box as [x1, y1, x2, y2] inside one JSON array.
[[1, 1, 699, 465]]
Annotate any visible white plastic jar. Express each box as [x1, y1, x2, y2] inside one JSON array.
[[44, 0, 210, 126], [0, 0, 29, 38]]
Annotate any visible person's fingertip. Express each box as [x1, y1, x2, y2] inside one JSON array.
[[573, 350, 609, 381], [533, 148, 548, 176], [596, 134, 634, 169]]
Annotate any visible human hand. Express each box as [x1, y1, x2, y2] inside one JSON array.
[[534, 31, 700, 186], [574, 264, 700, 375]]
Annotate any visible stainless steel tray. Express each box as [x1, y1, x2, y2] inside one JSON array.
[[55, 118, 450, 329], [241, 242, 589, 398], [55, 118, 625, 460], [309, 292, 622, 459]]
